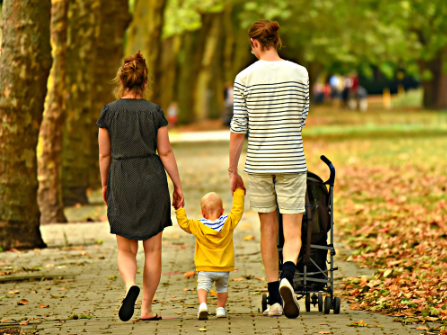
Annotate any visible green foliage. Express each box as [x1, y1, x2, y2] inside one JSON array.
[[163, 0, 224, 38]]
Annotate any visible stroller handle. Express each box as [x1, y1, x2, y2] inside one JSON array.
[[320, 155, 335, 186]]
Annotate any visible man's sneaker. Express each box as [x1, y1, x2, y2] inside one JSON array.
[[216, 307, 227, 318], [262, 302, 283, 316], [279, 278, 300, 319], [198, 303, 208, 320]]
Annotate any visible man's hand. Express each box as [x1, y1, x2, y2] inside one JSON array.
[[229, 172, 246, 195]]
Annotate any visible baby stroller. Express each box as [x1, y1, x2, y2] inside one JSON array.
[[261, 155, 340, 314]]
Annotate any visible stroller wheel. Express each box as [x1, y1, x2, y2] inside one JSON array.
[[334, 297, 341, 314], [305, 294, 311, 312], [318, 292, 323, 312], [324, 296, 332, 314], [261, 293, 268, 312]]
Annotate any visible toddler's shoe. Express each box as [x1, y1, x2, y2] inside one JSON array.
[[279, 278, 300, 319], [262, 302, 283, 316], [198, 302, 208, 320], [216, 307, 227, 318]]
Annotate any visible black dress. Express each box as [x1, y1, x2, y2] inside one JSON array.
[[96, 99, 172, 240]]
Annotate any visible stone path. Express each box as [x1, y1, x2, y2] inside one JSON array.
[[0, 137, 425, 335], [0, 215, 422, 335]]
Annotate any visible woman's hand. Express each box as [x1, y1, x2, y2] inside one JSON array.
[[102, 186, 107, 205], [173, 187, 185, 210], [229, 172, 246, 195]]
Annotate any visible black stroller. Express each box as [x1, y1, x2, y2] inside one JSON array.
[[261, 155, 340, 314]]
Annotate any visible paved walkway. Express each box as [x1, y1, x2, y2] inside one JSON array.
[[0, 136, 424, 334], [0, 213, 422, 335]]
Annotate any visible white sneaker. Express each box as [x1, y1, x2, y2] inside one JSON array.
[[216, 307, 227, 318], [262, 302, 283, 316], [279, 278, 300, 319], [198, 303, 208, 320]]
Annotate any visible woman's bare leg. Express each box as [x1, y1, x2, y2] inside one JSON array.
[[140, 231, 163, 318], [116, 235, 138, 291]]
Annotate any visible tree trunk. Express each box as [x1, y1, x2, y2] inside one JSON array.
[[420, 48, 447, 110], [177, 14, 214, 124], [37, 0, 69, 224], [195, 12, 224, 120], [125, 0, 167, 105], [0, 0, 52, 249], [62, 0, 99, 206], [88, 0, 131, 191], [159, 35, 181, 111]]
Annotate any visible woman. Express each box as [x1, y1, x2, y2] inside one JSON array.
[[97, 51, 184, 321], [229, 20, 309, 319]]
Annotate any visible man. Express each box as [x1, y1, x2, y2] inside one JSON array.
[[228, 20, 309, 319]]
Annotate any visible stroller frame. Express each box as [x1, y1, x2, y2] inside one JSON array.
[[261, 155, 340, 314]]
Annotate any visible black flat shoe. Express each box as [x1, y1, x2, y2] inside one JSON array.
[[118, 285, 140, 321], [140, 313, 162, 321]]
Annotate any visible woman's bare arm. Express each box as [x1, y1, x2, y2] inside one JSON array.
[[98, 128, 111, 204], [157, 126, 184, 209]]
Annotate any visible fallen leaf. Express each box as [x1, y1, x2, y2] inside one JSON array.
[[348, 320, 367, 327], [8, 290, 19, 295], [183, 271, 196, 279], [17, 299, 28, 305], [39, 304, 49, 308], [318, 332, 331, 334], [255, 277, 265, 281], [199, 328, 207, 332], [243, 235, 255, 241], [232, 278, 245, 281], [210, 290, 217, 296], [183, 288, 195, 291]]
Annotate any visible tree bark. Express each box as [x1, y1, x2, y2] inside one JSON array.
[[125, 0, 167, 105], [159, 35, 181, 111], [177, 14, 214, 124], [62, 0, 99, 206], [420, 48, 447, 110], [88, 0, 131, 191], [37, 0, 69, 224], [0, 0, 52, 249], [195, 12, 224, 120]]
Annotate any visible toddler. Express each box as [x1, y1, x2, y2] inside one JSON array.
[[175, 188, 245, 319]]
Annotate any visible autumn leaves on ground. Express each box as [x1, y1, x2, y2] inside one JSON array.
[[301, 108, 447, 334]]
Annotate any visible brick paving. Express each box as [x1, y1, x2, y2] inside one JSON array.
[[0, 137, 425, 334]]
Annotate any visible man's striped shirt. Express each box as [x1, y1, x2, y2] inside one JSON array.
[[230, 60, 309, 174]]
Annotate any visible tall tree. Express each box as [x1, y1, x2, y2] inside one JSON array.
[[62, 0, 98, 206], [0, 0, 52, 249], [379, 0, 447, 109], [88, 0, 131, 190], [37, 0, 69, 224], [125, 0, 167, 105]]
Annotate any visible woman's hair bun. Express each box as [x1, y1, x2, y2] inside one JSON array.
[[123, 51, 146, 70], [114, 50, 149, 99]]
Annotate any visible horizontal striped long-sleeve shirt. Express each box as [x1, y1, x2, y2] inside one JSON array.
[[230, 60, 309, 174]]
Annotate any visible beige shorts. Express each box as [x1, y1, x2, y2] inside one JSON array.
[[248, 173, 307, 214]]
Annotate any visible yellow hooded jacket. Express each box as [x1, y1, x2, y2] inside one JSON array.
[[175, 189, 245, 272]]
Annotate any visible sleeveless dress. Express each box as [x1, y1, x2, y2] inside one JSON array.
[[96, 99, 172, 240]]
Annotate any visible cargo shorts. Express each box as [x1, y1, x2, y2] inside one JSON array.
[[248, 172, 307, 214]]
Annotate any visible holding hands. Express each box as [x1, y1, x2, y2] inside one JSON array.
[[173, 186, 185, 209], [229, 170, 246, 195]]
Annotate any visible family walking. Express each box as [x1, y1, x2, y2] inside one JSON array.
[[97, 20, 309, 321]]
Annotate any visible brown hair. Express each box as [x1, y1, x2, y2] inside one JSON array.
[[113, 51, 149, 99], [248, 20, 282, 51]]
